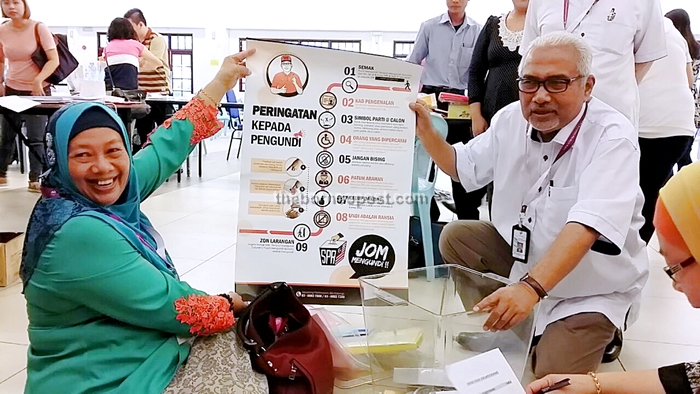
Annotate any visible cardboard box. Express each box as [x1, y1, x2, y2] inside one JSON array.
[[0, 233, 24, 287]]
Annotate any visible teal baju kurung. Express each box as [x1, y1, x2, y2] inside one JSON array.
[[20, 99, 255, 394]]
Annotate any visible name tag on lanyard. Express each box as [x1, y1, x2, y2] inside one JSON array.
[[563, 0, 600, 32], [511, 103, 589, 263]]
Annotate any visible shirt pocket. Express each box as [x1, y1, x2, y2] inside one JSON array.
[[586, 22, 635, 56], [541, 185, 579, 237], [459, 47, 474, 71]]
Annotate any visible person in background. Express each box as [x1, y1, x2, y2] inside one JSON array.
[[408, 0, 484, 221], [637, 17, 696, 244], [103, 17, 163, 91], [21, 49, 269, 394], [0, 0, 58, 192], [468, 0, 528, 136], [527, 162, 700, 394], [667, 8, 700, 169], [124, 8, 172, 153], [521, 0, 667, 127], [467, 0, 528, 216]]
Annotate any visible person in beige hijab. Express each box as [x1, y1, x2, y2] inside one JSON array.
[[528, 161, 700, 394]]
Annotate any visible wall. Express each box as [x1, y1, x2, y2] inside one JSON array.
[[25, 0, 700, 30], [22, 0, 700, 95]]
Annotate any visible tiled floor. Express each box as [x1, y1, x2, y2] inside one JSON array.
[[1, 138, 699, 393]]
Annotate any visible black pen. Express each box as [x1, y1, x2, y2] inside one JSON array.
[[537, 378, 571, 393]]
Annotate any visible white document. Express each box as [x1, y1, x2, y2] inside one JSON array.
[[0, 96, 40, 112], [446, 349, 526, 394]]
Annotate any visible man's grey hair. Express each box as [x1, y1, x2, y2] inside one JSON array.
[[518, 31, 593, 77]]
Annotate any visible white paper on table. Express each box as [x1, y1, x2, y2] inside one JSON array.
[[0, 96, 40, 112], [446, 349, 526, 394]]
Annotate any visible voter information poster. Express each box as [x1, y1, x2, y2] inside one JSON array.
[[235, 39, 422, 305]]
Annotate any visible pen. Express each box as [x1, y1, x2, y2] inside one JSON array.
[[537, 378, 571, 393], [336, 328, 369, 338]]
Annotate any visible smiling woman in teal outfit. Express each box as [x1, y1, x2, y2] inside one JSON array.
[[20, 49, 268, 394]]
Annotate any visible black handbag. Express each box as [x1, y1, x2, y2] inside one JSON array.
[[31, 22, 79, 85], [105, 60, 147, 102], [110, 88, 147, 102]]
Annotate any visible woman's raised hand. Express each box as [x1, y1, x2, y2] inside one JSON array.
[[214, 49, 256, 91]]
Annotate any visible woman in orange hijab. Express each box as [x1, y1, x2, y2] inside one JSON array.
[[527, 162, 700, 394]]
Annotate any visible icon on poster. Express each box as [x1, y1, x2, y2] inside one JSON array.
[[293, 224, 311, 242], [342, 77, 358, 94], [316, 151, 334, 169], [284, 203, 304, 219], [319, 92, 337, 110], [285, 157, 306, 176], [314, 190, 331, 208], [319, 112, 336, 129], [283, 179, 305, 195], [314, 211, 332, 228], [319, 233, 346, 266], [315, 170, 333, 188], [317, 131, 335, 149], [348, 234, 396, 278], [266, 54, 309, 98]]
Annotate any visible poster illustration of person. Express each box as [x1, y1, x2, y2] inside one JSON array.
[[269, 54, 307, 97]]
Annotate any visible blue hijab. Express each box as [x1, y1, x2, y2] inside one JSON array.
[[21, 102, 177, 289]]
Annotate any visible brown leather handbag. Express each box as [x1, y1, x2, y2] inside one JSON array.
[[236, 282, 334, 394]]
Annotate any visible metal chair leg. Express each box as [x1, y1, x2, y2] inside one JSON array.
[[227, 131, 235, 161]]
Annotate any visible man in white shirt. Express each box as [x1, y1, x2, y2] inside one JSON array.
[[520, 0, 667, 127], [410, 32, 648, 377]]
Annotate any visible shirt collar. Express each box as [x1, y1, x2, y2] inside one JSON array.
[[530, 104, 587, 144], [552, 103, 587, 145], [439, 12, 477, 28]]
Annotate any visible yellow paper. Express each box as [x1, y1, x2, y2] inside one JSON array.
[[447, 103, 471, 119]]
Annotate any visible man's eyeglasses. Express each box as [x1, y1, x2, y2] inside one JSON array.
[[516, 76, 585, 94], [663, 256, 696, 281]]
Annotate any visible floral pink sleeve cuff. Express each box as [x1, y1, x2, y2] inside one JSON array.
[[174, 294, 235, 336], [162, 97, 224, 146]]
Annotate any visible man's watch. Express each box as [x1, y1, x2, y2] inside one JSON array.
[[519, 273, 548, 299]]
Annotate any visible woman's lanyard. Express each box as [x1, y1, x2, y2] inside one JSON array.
[[563, 0, 600, 32], [519, 103, 589, 227]]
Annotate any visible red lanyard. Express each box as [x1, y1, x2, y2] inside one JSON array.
[[563, 0, 571, 29], [554, 103, 588, 163]]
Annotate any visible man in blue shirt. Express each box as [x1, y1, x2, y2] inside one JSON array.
[[408, 0, 483, 221], [408, 0, 481, 107]]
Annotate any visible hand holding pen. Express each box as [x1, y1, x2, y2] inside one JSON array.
[[537, 378, 570, 393], [527, 374, 600, 394]]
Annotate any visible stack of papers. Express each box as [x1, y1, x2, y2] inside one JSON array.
[[0, 96, 39, 112], [344, 327, 423, 354]]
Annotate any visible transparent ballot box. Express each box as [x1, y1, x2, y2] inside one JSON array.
[[358, 265, 535, 392]]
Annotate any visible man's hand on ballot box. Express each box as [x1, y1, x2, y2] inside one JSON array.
[[473, 282, 539, 332]]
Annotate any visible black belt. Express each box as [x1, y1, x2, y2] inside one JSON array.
[[421, 85, 464, 95]]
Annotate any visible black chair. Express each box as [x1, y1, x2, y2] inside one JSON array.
[[225, 90, 243, 160]]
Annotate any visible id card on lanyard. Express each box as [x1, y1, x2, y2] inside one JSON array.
[[563, 0, 600, 32], [511, 103, 589, 263]]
